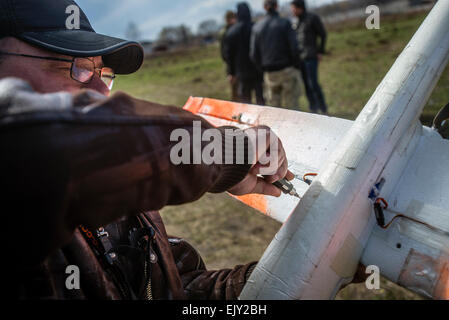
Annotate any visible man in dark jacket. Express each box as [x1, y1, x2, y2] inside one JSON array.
[[0, 0, 293, 300], [219, 11, 239, 102], [250, 0, 301, 109], [224, 2, 264, 105], [291, 0, 329, 115]]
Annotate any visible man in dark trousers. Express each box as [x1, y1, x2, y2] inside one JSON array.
[[224, 2, 265, 105], [250, 0, 301, 109], [219, 11, 239, 101], [291, 0, 329, 115]]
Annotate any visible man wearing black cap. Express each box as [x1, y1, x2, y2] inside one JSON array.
[[250, 0, 301, 109], [0, 0, 293, 300], [291, 0, 329, 115]]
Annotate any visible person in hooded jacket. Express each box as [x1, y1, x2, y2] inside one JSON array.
[[223, 3, 265, 105], [219, 11, 239, 102]]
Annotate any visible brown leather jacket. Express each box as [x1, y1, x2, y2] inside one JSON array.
[[0, 78, 257, 300]]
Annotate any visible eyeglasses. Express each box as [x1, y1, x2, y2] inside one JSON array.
[[0, 52, 116, 90]]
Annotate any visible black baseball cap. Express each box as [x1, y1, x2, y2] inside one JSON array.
[[0, 0, 144, 74]]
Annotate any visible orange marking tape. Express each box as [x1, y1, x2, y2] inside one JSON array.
[[183, 96, 204, 114], [234, 194, 268, 215], [184, 97, 254, 124]]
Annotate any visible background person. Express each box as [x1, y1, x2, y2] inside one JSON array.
[[250, 0, 301, 109], [291, 0, 329, 115], [219, 10, 239, 102], [223, 2, 265, 105]]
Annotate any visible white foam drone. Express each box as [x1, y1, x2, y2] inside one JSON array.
[[184, 1, 449, 299]]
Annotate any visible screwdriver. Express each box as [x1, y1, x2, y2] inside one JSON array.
[[272, 178, 301, 198]]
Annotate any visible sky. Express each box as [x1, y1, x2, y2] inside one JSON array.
[[75, 0, 340, 41]]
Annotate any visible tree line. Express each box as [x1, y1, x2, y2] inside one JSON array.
[[125, 19, 222, 48]]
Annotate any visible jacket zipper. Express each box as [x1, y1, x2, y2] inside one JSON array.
[[143, 255, 153, 300]]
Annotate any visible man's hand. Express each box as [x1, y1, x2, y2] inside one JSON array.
[[228, 126, 294, 197]]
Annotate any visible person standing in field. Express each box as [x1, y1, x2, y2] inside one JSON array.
[[291, 0, 329, 115], [219, 10, 239, 102], [250, 0, 301, 109], [223, 2, 265, 105]]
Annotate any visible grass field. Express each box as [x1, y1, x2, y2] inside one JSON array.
[[113, 11, 447, 300]]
